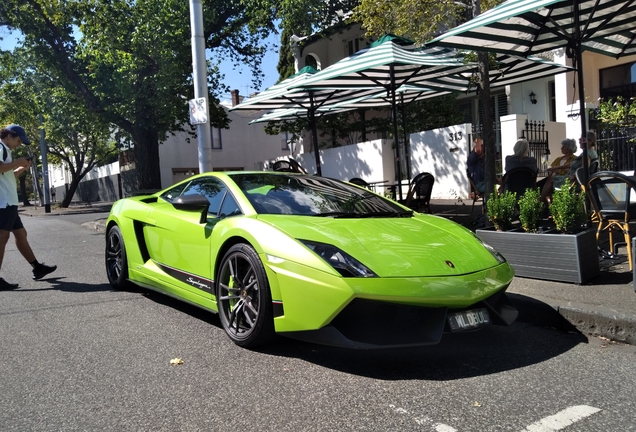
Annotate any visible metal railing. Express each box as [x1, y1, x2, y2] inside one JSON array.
[[521, 120, 549, 176], [596, 127, 636, 173]]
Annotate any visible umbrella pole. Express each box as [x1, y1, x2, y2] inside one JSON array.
[[309, 91, 322, 176], [574, 0, 589, 179], [400, 93, 412, 185], [390, 66, 403, 201]]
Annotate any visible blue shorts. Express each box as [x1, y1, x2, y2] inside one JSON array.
[[0, 206, 24, 231]]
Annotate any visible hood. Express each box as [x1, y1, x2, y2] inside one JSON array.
[[257, 215, 500, 277]]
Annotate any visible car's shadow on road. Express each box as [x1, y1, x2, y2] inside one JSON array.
[[143, 290, 588, 381]]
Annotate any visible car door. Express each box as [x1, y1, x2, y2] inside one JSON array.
[[144, 176, 234, 297]]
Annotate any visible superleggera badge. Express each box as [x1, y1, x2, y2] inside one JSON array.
[[445, 260, 455, 268]]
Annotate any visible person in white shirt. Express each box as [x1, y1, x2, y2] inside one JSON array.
[[0, 124, 56, 290]]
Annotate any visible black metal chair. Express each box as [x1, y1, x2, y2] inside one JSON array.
[[502, 166, 537, 198], [348, 178, 370, 189], [404, 172, 435, 213], [589, 159, 599, 174], [466, 170, 484, 215], [272, 158, 306, 174], [587, 171, 636, 270]]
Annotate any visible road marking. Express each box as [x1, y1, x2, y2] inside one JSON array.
[[521, 405, 602, 432], [434, 424, 457, 432]]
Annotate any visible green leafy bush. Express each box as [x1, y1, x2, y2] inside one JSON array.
[[551, 183, 587, 233], [486, 187, 517, 231], [518, 188, 543, 232]]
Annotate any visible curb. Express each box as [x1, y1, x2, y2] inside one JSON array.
[[512, 293, 636, 345]]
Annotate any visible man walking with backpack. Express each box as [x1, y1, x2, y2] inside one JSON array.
[[0, 124, 56, 290]]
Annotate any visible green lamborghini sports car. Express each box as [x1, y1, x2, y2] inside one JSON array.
[[105, 171, 517, 349]]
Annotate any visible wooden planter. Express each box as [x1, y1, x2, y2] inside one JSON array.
[[476, 227, 599, 284]]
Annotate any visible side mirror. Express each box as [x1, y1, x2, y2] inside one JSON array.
[[172, 194, 210, 223]]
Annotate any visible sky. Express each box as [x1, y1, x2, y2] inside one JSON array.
[[0, 27, 281, 106]]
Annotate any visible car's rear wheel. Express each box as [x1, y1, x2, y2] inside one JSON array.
[[105, 225, 130, 289], [216, 243, 274, 348]]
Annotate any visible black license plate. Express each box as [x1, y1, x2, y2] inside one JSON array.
[[447, 308, 491, 332]]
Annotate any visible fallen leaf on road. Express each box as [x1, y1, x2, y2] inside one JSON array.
[[170, 358, 184, 365], [473, 401, 482, 407]]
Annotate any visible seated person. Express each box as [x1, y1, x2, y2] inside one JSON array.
[[580, 130, 599, 163], [540, 137, 592, 205], [504, 139, 537, 174], [467, 137, 485, 193], [536, 137, 577, 190]]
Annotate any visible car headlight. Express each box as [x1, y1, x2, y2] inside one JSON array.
[[476, 237, 507, 264], [299, 240, 377, 278]]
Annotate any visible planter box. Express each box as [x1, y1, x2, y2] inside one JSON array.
[[476, 227, 599, 284]]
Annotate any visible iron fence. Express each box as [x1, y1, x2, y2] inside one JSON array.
[[596, 127, 636, 173], [521, 120, 549, 177]]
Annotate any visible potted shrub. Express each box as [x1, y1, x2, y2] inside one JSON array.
[[518, 187, 543, 233], [550, 183, 588, 233], [485, 187, 516, 231], [476, 183, 599, 284]]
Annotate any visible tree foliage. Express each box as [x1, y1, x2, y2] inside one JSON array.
[[594, 97, 636, 127], [352, 0, 463, 41], [0, 0, 280, 190]]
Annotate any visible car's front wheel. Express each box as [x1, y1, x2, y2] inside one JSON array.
[[105, 225, 130, 289], [216, 243, 274, 348]]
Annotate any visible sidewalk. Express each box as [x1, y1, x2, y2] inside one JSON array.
[[431, 198, 636, 345], [19, 199, 636, 345]]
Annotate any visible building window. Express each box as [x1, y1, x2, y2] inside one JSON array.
[[600, 61, 636, 100], [548, 81, 556, 122], [348, 38, 360, 56], [211, 127, 222, 149], [305, 55, 317, 70], [281, 132, 290, 150]]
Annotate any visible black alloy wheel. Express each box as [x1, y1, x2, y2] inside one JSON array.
[[105, 225, 130, 289], [217, 243, 274, 347]]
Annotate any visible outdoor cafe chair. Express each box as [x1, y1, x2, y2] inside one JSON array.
[[272, 158, 307, 174], [404, 172, 435, 213], [501, 166, 537, 198], [467, 170, 484, 215], [348, 177, 371, 189], [587, 171, 636, 270]]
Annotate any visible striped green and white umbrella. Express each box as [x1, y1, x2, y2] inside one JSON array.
[[429, 0, 636, 176], [291, 35, 570, 197], [289, 35, 474, 197], [230, 66, 381, 175]]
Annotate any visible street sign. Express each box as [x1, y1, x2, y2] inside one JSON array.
[[189, 98, 208, 125]]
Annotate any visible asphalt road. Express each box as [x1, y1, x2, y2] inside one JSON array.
[[1, 215, 635, 431]]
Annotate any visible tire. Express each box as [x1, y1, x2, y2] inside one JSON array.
[[105, 225, 130, 289], [216, 243, 275, 348]]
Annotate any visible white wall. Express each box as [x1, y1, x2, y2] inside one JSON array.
[[159, 107, 291, 188], [410, 124, 472, 199]]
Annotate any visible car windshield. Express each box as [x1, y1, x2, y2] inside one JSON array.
[[229, 173, 412, 217]]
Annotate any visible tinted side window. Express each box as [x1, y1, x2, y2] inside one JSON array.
[[219, 193, 241, 218], [181, 177, 227, 215], [160, 182, 190, 203]]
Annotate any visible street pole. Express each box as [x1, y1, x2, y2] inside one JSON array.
[[189, 0, 213, 173], [39, 114, 50, 213]]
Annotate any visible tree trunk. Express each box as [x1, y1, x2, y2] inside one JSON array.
[[18, 173, 31, 206], [61, 177, 80, 208], [132, 128, 162, 191]]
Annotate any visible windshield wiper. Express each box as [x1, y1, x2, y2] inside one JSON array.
[[312, 211, 364, 218], [359, 210, 413, 218], [313, 210, 413, 218]]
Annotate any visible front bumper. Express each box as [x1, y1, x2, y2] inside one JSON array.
[[282, 287, 517, 349]]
